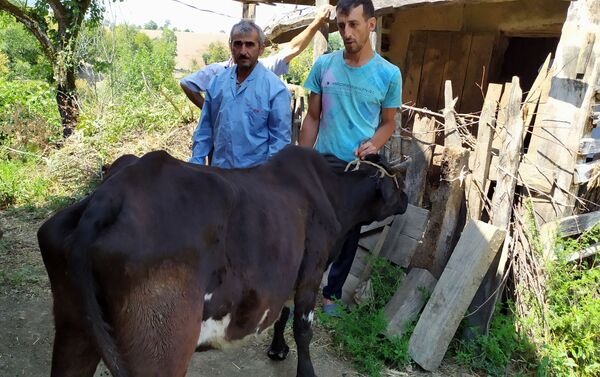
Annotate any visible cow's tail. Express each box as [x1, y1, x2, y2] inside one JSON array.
[[69, 197, 129, 377]]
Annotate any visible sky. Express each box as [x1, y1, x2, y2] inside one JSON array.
[[104, 0, 308, 33]]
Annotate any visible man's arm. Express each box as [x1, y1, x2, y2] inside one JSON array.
[[189, 92, 214, 164], [278, 5, 333, 63], [180, 81, 205, 109], [299, 92, 322, 148], [355, 108, 397, 159], [267, 88, 293, 158]]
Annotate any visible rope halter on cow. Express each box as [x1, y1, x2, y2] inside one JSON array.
[[344, 159, 400, 189]]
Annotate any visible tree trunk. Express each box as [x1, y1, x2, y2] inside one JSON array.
[[56, 66, 79, 138]]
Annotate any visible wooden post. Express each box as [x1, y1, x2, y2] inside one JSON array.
[[443, 80, 461, 146], [466, 83, 502, 220], [313, 0, 330, 63], [405, 114, 436, 206], [370, 16, 382, 53], [467, 76, 524, 336], [410, 145, 469, 278], [408, 220, 506, 371], [242, 2, 256, 20]]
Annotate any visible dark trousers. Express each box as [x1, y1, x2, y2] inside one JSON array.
[[322, 225, 362, 300]]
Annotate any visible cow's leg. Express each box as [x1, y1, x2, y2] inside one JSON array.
[[51, 310, 100, 377], [293, 287, 319, 377], [267, 306, 290, 360]]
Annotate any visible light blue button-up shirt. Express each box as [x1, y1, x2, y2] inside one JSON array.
[[190, 62, 292, 168]]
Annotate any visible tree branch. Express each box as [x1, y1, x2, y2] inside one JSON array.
[[0, 0, 56, 61], [47, 0, 68, 38]]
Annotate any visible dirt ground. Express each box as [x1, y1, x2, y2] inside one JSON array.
[[0, 209, 473, 377]]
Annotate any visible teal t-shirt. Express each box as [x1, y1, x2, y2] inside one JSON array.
[[303, 50, 402, 162]]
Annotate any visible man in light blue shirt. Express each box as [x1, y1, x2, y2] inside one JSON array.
[[189, 20, 291, 168], [300, 0, 401, 314]]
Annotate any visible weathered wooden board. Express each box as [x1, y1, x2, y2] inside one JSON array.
[[459, 34, 495, 114], [574, 159, 600, 184], [438, 33, 472, 112], [405, 115, 437, 206], [417, 32, 452, 111], [580, 137, 600, 154], [402, 31, 428, 108], [361, 216, 394, 234], [487, 155, 556, 193], [385, 268, 437, 338], [408, 220, 506, 371], [443, 80, 461, 146], [468, 77, 524, 336], [466, 83, 502, 220], [380, 205, 430, 267]]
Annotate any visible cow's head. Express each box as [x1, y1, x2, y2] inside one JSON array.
[[343, 153, 409, 224]]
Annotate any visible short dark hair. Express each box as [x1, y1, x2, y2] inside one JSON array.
[[336, 0, 375, 19]]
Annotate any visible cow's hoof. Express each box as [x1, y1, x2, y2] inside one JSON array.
[[267, 345, 289, 361]]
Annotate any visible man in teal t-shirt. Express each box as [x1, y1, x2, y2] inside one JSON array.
[[299, 0, 401, 314]]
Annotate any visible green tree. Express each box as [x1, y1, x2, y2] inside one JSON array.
[[0, 0, 111, 137], [143, 20, 158, 30], [202, 41, 229, 65]]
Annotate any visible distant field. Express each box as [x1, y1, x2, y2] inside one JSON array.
[[141, 29, 229, 72]]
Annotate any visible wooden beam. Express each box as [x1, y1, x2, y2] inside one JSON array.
[[574, 159, 600, 184], [385, 268, 437, 338], [242, 3, 256, 20], [468, 76, 524, 336], [466, 83, 502, 220], [409, 220, 506, 371], [313, 0, 329, 62]]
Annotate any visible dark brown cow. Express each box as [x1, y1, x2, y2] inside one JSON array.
[[38, 146, 408, 377]]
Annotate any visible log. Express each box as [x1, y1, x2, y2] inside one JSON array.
[[468, 76, 524, 336], [405, 114, 436, 206], [408, 220, 506, 371], [466, 83, 502, 220], [313, 0, 330, 62], [410, 146, 469, 278], [385, 268, 437, 338]]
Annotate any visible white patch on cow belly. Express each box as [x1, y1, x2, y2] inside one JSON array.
[[204, 293, 213, 302], [197, 314, 231, 348], [302, 311, 314, 324], [255, 309, 270, 334]]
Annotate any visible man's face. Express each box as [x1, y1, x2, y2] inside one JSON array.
[[336, 5, 376, 54], [230, 29, 264, 70]]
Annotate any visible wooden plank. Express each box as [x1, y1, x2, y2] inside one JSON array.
[[385, 268, 437, 338], [458, 34, 495, 114], [312, 0, 329, 62], [438, 33, 472, 112], [567, 242, 600, 262], [409, 146, 469, 278], [402, 32, 428, 108], [580, 138, 600, 154], [380, 205, 430, 267], [487, 155, 556, 193], [358, 232, 381, 252], [522, 53, 552, 135], [405, 115, 436, 206], [443, 80, 461, 146], [417, 32, 452, 111], [468, 77, 524, 336], [361, 216, 394, 234], [530, 0, 600, 224], [492, 82, 511, 151], [574, 159, 600, 184], [525, 68, 553, 159], [409, 220, 506, 371], [541, 210, 600, 239], [467, 83, 502, 220]]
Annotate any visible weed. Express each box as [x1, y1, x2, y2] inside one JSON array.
[[319, 257, 410, 377]]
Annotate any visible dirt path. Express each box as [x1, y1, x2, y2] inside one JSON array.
[[0, 209, 472, 377]]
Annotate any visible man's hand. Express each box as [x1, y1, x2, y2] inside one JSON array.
[[315, 4, 335, 24], [355, 140, 378, 159]]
